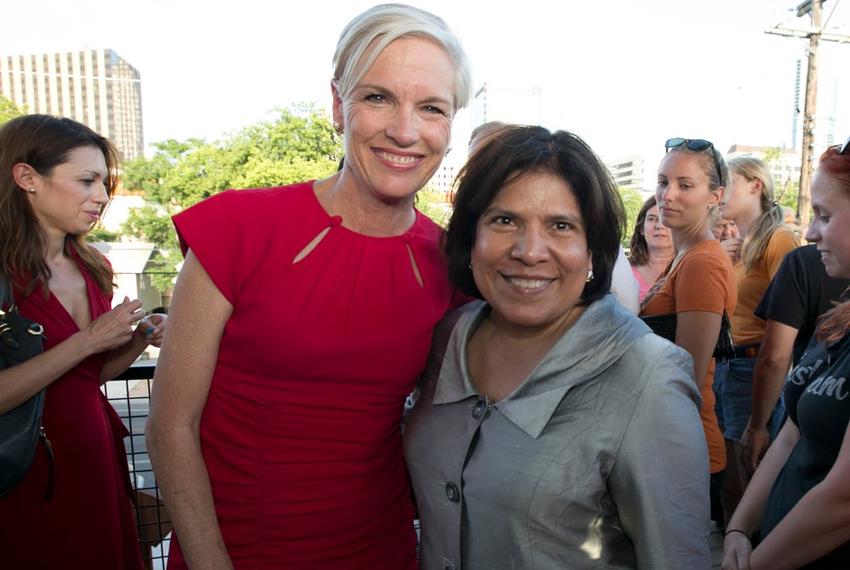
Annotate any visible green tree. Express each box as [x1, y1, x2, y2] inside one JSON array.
[[121, 104, 342, 290], [415, 187, 452, 228], [0, 95, 23, 125], [617, 187, 645, 246], [762, 147, 799, 214]]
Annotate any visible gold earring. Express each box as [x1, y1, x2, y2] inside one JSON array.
[[27, 188, 35, 194], [334, 122, 343, 134]]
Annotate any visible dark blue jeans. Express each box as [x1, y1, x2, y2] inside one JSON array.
[[714, 357, 785, 442]]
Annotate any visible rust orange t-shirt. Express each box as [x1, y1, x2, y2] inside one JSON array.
[[732, 226, 799, 345], [641, 239, 737, 473]]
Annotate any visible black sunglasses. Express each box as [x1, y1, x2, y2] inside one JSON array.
[[665, 137, 723, 184]]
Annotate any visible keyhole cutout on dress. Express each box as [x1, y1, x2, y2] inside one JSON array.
[[292, 227, 332, 264], [291, 220, 424, 289], [406, 243, 424, 288]]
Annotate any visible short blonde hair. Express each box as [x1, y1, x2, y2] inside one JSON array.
[[332, 3, 471, 110]]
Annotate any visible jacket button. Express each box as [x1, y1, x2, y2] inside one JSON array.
[[472, 397, 487, 419], [445, 481, 460, 502]]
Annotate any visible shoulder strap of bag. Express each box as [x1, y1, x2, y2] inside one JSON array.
[[0, 274, 13, 309]]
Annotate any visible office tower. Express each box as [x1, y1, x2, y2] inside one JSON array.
[[0, 48, 143, 160]]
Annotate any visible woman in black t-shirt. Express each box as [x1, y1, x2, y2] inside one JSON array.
[[722, 138, 850, 569]]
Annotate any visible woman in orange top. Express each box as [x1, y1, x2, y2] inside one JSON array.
[[640, 138, 737, 527], [715, 157, 799, 522]]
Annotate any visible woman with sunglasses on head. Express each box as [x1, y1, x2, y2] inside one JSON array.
[[640, 137, 737, 525], [629, 196, 675, 302], [714, 157, 799, 523], [722, 139, 850, 570]]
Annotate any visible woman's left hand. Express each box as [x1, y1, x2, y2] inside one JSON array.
[[135, 314, 167, 348], [721, 532, 753, 570]]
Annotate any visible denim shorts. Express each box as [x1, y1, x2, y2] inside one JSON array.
[[714, 357, 785, 442]]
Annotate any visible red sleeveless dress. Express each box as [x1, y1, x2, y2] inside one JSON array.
[[167, 182, 458, 569], [0, 253, 144, 569]]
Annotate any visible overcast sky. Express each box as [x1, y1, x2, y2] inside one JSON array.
[[3, 0, 849, 167]]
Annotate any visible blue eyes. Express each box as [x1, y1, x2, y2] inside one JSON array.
[[362, 94, 446, 115]]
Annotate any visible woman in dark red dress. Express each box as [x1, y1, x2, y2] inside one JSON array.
[[146, 4, 472, 569], [0, 115, 167, 567]]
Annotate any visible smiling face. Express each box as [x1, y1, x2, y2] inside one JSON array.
[[642, 205, 673, 251], [471, 169, 592, 335], [333, 36, 455, 204], [656, 150, 722, 233], [26, 145, 109, 237], [806, 170, 850, 278]]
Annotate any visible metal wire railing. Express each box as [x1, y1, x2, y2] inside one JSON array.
[[104, 363, 170, 569]]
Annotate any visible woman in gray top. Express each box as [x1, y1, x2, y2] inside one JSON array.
[[404, 125, 712, 569]]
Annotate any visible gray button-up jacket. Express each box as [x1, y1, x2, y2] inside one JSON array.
[[404, 295, 712, 569]]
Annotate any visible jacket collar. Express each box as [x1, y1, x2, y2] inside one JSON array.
[[433, 295, 649, 438]]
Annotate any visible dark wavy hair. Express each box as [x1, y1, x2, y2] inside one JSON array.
[[0, 114, 118, 295], [444, 125, 625, 305], [628, 195, 658, 267]]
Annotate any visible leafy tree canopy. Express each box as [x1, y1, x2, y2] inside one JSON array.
[[0, 96, 23, 125], [120, 103, 342, 289], [618, 187, 645, 246]]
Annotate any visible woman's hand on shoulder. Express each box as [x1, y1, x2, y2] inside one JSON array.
[[722, 531, 752, 570], [81, 296, 145, 355], [134, 313, 168, 348]]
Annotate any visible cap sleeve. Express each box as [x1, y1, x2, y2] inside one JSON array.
[[673, 248, 734, 314], [172, 190, 255, 304]]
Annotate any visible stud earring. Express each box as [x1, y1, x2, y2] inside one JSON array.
[[586, 269, 594, 283], [333, 122, 343, 135], [27, 188, 35, 194], [707, 204, 715, 212]]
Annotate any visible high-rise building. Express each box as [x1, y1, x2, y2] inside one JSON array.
[[0, 48, 143, 160], [605, 155, 646, 192], [469, 81, 543, 128], [790, 57, 842, 153], [726, 144, 801, 193]]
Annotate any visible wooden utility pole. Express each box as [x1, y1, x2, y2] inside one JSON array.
[[798, 0, 821, 227], [766, 0, 850, 227]]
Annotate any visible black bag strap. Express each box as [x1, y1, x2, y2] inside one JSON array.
[[0, 273, 13, 308]]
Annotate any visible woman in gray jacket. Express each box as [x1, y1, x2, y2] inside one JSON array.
[[404, 125, 712, 569]]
